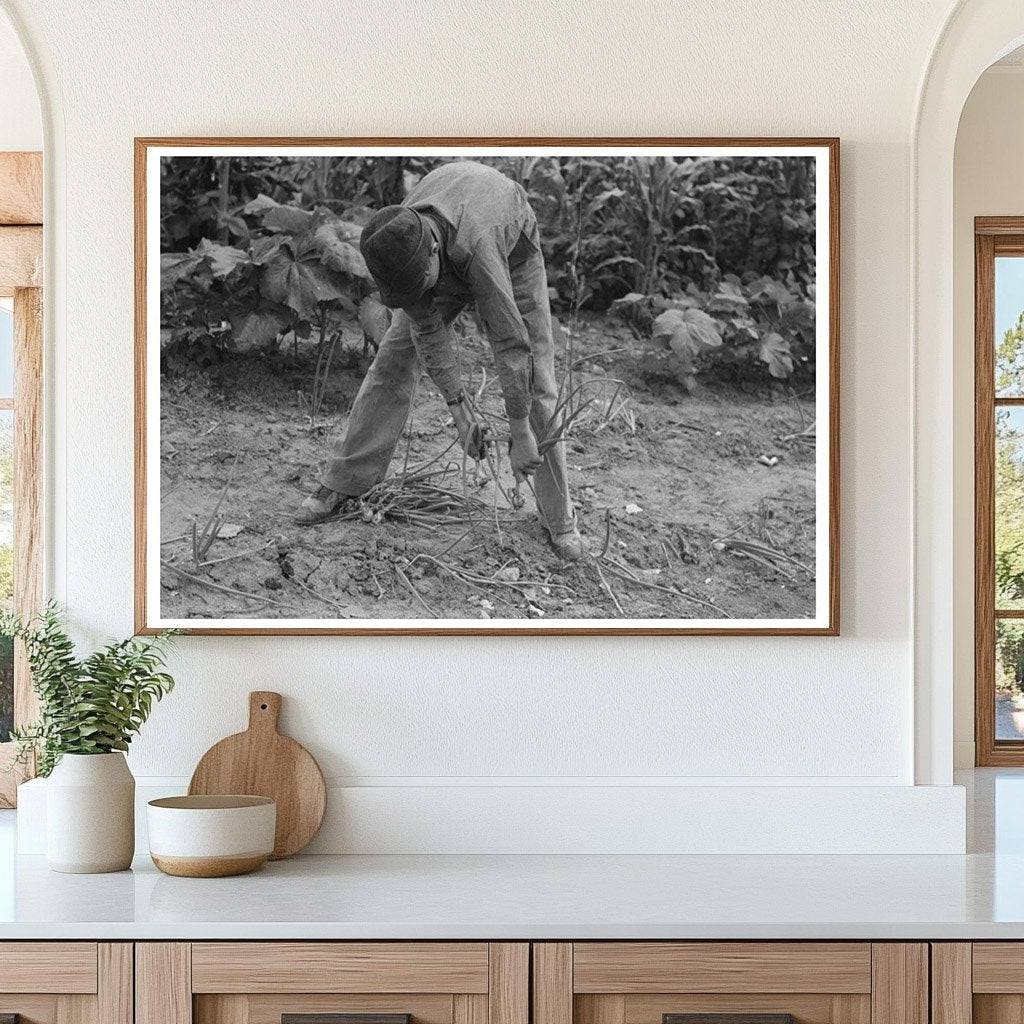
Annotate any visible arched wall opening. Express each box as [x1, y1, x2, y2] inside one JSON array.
[[952, 48, 1024, 768], [914, 0, 1024, 784]]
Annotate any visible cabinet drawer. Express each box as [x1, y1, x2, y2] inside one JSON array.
[[0, 942, 98, 993], [139, 942, 528, 1024], [572, 943, 872, 994], [535, 943, 926, 1024], [191, 943, 490, 993]]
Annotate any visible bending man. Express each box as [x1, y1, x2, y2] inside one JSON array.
[[295, 160, 582, 561]]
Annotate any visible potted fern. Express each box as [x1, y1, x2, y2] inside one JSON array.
[[2, 604, 177, 873]]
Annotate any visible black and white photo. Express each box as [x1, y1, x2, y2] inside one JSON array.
[[137, 140, 838, 634]]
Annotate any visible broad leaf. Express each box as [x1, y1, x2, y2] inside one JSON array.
[[230, 304, 291, 349], [312, 222, 371, 279], [259, 239, 349, 318], [160, 251, 204, 289], [243, 193, 279, 215], [263, 204, 313, 234], [778, 298, 816, 337], [195, 239, 250, 279], [708, 279, 749, 316], [759, 331, 794, 378], [653, 308, 722, 389], [250, 234, 287, 266], [653, 308, 723, 360], [748, 276, 796, 307], [244, 193, 314, 234]]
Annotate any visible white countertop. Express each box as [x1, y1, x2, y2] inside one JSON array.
[[1, 769, 1021, 941], [1, 848, 1023, 940]]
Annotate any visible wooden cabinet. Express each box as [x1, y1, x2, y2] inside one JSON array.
[[533, 944, 928, 1024], [0, 938, 944, 1024], [0, 942, 132, 1024], [136, 943, 528, 1024], [931, 943, 1024, 1024]]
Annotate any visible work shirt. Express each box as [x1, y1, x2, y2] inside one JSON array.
[[401, 161, 539, 419]]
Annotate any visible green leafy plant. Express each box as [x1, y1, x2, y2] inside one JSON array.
[[651, 307, 724, 392], [159, 154, 818, 386], [612, 272, 814, 388], [0, 603, 177, 776], [160, 193, 373, 369]]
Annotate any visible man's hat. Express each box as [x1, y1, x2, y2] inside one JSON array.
[[359, 206, 432, 309]]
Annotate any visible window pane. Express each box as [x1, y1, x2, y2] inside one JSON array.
[[996, 407, 1024, 608], [996, 257, 1024, 396], [0, 410, 11, 742], [0, 299, 12, 399], [998, 619, 1024, 740]]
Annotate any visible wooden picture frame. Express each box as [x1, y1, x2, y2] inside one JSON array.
[[135, 137, 840, 636], [0, 151, 43, 806]]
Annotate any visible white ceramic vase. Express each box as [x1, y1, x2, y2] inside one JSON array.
[[46, 752, 135, 873]]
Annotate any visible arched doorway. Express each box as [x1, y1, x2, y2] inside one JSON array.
[[914, 0, 1024, 785]]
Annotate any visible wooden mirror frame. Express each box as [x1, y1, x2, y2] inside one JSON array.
[[0, 151, 43, 807]]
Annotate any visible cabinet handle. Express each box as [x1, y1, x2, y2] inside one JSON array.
[[664, 1016, 796, 1024], [283, 1016, 411, 1024]]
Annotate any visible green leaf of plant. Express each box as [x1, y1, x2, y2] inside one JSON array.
[[160, 251, 204, 290], [195, 239, 250, 279], [6, 603, 177, 776], [759, 331, 795, 378], [261, 204, 314, 234], [652, 308, 723, 379], [259, 240, 349, 318], [311, 222, 371, 280], [230, 304, 291, 349], [243, 193, 279, 215]]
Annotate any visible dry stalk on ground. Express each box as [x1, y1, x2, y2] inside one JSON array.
[[298, 327, 341, 429], [190, 454, 240, 569]]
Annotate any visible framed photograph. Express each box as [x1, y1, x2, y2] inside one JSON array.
[[135, 137, 839, 636]]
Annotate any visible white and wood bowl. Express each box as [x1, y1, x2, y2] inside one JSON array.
[[147, 795, 276, 877]]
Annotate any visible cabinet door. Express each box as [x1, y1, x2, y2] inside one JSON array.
[[935, 943, 1024, 1024], [534, 944, 927, 1024], [137, 943, 528, 1024], [0, 942, 132, 1024]]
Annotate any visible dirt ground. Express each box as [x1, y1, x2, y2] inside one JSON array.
[[158, 314, 818, 623]]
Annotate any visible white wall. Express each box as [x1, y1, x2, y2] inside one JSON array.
[[953, 65, 1024, 768], [0, 8, 39, 151], [0, 0, 973, 851]]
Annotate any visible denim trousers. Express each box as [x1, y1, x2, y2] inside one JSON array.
[[321, 248, 575, 536]]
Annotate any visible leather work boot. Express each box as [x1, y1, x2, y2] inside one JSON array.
[[295, 486, 345, 526], [548, 524, 584, 561]]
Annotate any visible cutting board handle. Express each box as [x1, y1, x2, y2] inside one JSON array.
[[248, 691, 282, 734]]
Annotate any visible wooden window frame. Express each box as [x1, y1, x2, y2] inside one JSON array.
[[0, 151, 43, 806]]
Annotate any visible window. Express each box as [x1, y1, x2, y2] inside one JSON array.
[[0, 287, 42, 805], [0, 299, 12, 745], [0, 150, 43, 805], [0, 299, 12, 744], [975, 220, 1024, 764]]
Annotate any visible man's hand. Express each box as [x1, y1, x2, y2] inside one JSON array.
[[509, 417, 543, 479], [451, 400, 488, 460]]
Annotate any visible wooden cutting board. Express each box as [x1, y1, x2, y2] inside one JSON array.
[[188, 691, 326, 859]]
